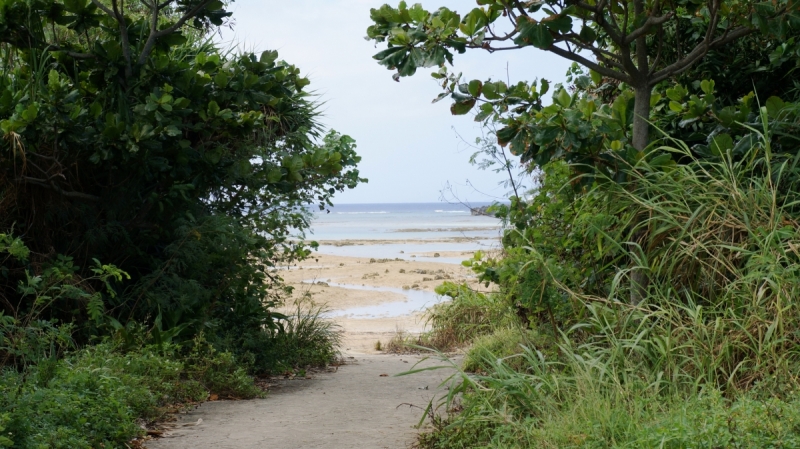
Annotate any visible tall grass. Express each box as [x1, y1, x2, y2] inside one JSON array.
[[422, 282, 512, 351], [417, 138, 800, 447]]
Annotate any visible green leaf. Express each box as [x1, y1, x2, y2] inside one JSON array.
[[650, 93, 662, 108], [668, 101, 683, 113], [468, 80, 483, 97], [710, 133, 733, 155], [666, 85, 686, 102], [699, 79, 715, 95], [543, 15, 572, 33], [21, 104, 38, 123], [408, 3, 427, 22], [765, 96, 785, 118], [207, 101, 220, 117], [554, 88, 571, 108], [516, 21, 554, 49], [451, 99, 476, 115], [260, 50, 278, 64], [579, 25, 597, 43], [649, 153, 673, 167], [214, 72, 229, 88], [540, 79, 550, 96], [590, 70, 602, 85], [164, 125, 181, 136]]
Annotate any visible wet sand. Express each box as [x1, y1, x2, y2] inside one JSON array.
[[280, 251, 489, 354]]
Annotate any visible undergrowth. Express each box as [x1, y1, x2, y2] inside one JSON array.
[[0, 339, 262, 449], [414, 140, 800, 448]]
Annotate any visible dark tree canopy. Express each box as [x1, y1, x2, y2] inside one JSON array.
[[0, 0, 364, 341]]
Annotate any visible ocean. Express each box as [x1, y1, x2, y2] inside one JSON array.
[[307, 202, 502, 241], [307, 202, 503, 264]]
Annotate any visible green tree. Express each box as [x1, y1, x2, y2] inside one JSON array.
[[0, 0, 364, 340], [366, 0, 798, 303]]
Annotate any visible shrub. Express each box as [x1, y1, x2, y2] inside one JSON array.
[[218, 299, 342, 374], [423, 282, 511, 351], [0, 338, 264, 449]]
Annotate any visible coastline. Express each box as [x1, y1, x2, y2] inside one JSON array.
[[280, 245, 494, 354]]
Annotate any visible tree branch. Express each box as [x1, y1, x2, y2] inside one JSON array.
[[623, 13, 673, 45], [548, 44, 632, 83], [45, 44, 95, 60], [649, 25, 753, 85], [136, 0, 216, 67], [109, 0, 133, 79], [17, 177, 100, 202]]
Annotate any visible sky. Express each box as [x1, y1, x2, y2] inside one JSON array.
[[218, 1, 571, 204]]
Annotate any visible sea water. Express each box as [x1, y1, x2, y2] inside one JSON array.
[[308, 202, 501, 241]]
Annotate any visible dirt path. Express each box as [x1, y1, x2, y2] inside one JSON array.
[[146, 354, 454, 449]]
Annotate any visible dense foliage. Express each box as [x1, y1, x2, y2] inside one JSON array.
[[0, 0, 362, 347], [363, 1, 800, 448]]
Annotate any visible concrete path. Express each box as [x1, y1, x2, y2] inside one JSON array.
[[146, 354, 456, 449]]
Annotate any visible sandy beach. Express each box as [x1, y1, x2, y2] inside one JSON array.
[[279, 241, 492, 354]]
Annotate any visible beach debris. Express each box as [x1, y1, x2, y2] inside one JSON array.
[[433, 253, 440, 257], [315, 281, 329, 286], [402, 285, 410, 290], [399, 250, 404, 253], [339, 263, 344, 266], [362, 272, 380, 279], [411, 284, 420, 289], [379, 374, 388, 377], [423, 277, 433, 282], [399, 269, 406, 273], [385, 269, 389, 273]]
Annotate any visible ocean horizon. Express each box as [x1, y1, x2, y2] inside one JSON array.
[[307, 202, 503, 242]]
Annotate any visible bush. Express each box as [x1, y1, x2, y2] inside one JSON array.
[[0, 338, 263, 449], [218, 299, 342, 374], [422, 282, 511, 351]]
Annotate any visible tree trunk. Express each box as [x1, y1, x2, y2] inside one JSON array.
[[630, 85, 651, 305], [632, 86, 651, 152]]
